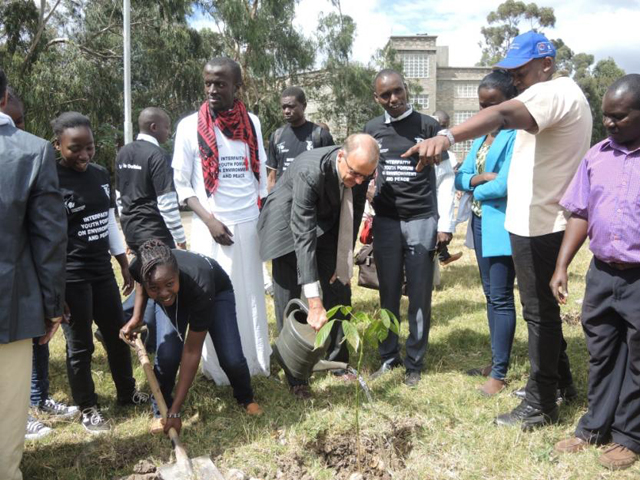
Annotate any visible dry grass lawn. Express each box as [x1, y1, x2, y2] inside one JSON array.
[[21, 232, 637, 480]]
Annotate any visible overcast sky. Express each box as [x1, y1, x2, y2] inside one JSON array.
[[191, 1, 639, 73], [289, 0, 640, 73]]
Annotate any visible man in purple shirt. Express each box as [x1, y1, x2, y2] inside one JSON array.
[[550, 74, 640, 471]]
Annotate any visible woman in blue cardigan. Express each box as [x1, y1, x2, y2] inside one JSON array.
[[455, 70, 518, 396]]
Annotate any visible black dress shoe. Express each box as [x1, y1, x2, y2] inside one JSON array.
[[404, 370, 421, 387], [494, 400, 559, 430], [512, 384, 578, 405], [559, 384, 578, 405], [370, 359, 402, 380]]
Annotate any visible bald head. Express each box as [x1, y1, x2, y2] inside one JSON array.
[[606, 74, 640, 110], [138, 107, 171, 144], [433, 110, 450, 128], [338, 133, 379, 187]]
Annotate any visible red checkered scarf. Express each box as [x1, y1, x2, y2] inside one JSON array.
[[197, 99, 260, 196]]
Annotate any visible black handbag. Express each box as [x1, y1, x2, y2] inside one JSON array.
[[355, 244, 379, 290]]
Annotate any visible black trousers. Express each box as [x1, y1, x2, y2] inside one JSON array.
[[510, 232, 574, 411], [575, 259, 640, 453], [62, 276, 135, 410], [272, 243, 350, 385]]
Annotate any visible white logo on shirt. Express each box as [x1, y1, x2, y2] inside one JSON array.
[[101, 184, 110, 199], [377, 140, 389, 154], [306, 140, 314, 151], [414, 136, 424, 144], [277, 142, 289, 153]]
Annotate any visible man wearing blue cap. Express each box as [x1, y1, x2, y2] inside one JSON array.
[[403, 31, 593, 429]]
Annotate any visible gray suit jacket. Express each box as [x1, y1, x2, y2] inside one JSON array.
[[257, 146, 367, 284], [0, 122, 67, 343]]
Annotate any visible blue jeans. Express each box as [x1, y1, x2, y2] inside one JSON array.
[[122, 292, 158, 354], [472, 214, 516, 380], [153, 288, 253, 417], [30, 339, 49, 406]]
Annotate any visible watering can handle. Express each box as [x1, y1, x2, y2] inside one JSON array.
[[283, 298, 309, 320]]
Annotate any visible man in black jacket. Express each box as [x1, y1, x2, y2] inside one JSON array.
[[258, 133, 378, 397], [0, 69, 67, 480]]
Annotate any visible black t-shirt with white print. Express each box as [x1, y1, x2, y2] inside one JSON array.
[[116, 139, 176, 252], [266, 121, 334, 180], [129, 249, 233, 332], [57, 162, 115, 282], [363, 111, 441, 220]]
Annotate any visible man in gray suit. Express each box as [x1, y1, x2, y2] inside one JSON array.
[[258, 133, 378, 397], [0, 69, 67, 480]]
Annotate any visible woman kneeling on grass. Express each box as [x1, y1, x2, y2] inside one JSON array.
[[121, 239, 263, 435]]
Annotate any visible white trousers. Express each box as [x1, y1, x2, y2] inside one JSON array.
[[0, 338, 32, 480], [191, 215, 271, 384]]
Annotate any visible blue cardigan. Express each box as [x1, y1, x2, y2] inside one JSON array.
[[455, 129, 516, 257]]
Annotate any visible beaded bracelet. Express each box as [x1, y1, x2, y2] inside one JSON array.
[[167, 412, 181, 419]]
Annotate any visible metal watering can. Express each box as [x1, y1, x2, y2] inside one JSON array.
[[273, 299, 348, 381]]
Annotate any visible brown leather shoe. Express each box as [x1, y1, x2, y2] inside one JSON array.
[[441, 252, 462, 266], [478, 377, 506, 397], [554, 437, 588, 454], [149, 417, 164, 435], [245, 402, 263, 416], [598, 444, 638, 470], [290, 384, 312, 400]]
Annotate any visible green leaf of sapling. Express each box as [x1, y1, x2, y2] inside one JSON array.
[[313, 320, 336, 349]]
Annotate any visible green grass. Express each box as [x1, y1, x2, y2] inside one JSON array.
[[22, 235, 636, 480]]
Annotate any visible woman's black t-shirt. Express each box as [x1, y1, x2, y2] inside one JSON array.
[[57, 162, 115, 282], [130, 249, 233, 332]]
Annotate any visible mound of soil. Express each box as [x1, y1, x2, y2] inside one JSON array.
[[306, 420, 419, 480]]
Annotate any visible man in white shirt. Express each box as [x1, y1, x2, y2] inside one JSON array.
[[172, 58, 270, 384], [404, 31, 592, 429]]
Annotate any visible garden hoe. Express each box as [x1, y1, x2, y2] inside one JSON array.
[[124, 333, 227, 480]]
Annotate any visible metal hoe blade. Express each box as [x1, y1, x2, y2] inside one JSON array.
[[157, 455, 227, 480]]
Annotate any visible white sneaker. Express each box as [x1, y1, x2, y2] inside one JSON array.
[[25, 415, 52, 440], [37, 397, 79, 418]]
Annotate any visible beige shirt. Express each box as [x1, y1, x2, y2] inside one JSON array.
[[505, 76, 592, 237]]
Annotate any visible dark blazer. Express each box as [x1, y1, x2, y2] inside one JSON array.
[[0, 119, 67, 343], [258, 146, 367, 284]]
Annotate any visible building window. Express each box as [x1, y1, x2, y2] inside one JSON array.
[[454, 110, 475, 125], [452, 140, 474, 157], [413, 94, 429, 110], [455, 84, 478, 98], [400, 53, 430, 78]]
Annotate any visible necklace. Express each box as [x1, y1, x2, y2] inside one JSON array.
[[160, 295, 184, 342]]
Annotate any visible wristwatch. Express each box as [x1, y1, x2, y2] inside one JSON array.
[[436, 129, 455, 146]]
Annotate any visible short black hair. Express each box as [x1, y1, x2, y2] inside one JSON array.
[[480, 70, 518, 100], [281, 86, 306, 104], [606, 74, 640, 110], [373, 69, 405, 89], [0, 68, 7, 99], [139, 239, 178, 284], [204, 57, 243, 84], [51, 111, 92, 139]]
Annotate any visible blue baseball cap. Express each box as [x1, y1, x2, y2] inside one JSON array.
[[494, 31, 556, 69]]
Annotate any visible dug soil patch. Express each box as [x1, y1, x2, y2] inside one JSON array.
[[306, 419, 420, 479]]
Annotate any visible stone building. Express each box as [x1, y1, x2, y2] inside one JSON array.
[[389, 34, 491, 157]]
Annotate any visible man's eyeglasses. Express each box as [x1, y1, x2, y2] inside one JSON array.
[[343, 155, 374, 181]]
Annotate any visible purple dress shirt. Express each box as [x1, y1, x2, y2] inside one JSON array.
[[561, 138, 640, 264]]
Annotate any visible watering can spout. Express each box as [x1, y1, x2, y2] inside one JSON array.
[[312, 359, 349, 373]]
